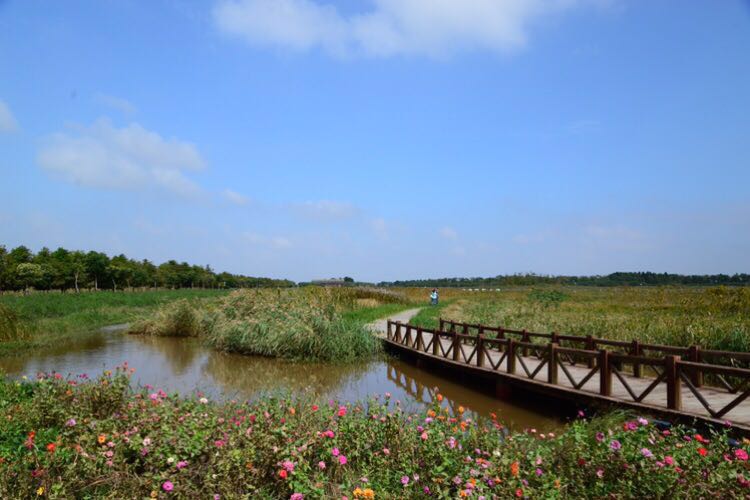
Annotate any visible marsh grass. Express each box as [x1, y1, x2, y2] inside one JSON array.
[[432, 286, 750, 352], [130, 287, 414, 362]]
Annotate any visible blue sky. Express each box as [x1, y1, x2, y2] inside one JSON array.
[[1, 0, 749, 282]]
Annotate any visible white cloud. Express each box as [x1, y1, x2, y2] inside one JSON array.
[[95, 93, 137, 115], [37, 118, 206, 197], [439, 226, 458, 240], [223, 189, 250, 205], [0, 100, 19, 132], [214, 0, 598, 58], [290, 200, 359, 220]]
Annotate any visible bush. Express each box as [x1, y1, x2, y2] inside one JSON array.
[[0, 304, 26, 342]]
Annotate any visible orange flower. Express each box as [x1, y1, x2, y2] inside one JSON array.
[[289, 407, 296, 416], [97, 434, 106, 444], [458, 406, 465, 414], [46, 443, 56, 453], [436, 394, 444, 402], [427, 410, 436, 418], [510, 461, 520, 476]]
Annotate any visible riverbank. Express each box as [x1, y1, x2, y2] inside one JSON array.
[[1, 368, 747, 498], [0, 289, 228, 355]]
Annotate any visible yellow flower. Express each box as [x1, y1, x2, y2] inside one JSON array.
[[458, 406, 465, 414], [150, 491, 158, 498], [36, 486, 44, 496]]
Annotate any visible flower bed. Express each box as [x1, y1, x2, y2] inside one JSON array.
[[1, 367, 749, 498]]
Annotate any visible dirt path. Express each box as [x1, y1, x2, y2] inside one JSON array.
[[368, 308, 421, 338]]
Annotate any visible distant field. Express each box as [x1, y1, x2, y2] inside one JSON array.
[[397, 286, 750, 352], [0, 289, 228, 353]]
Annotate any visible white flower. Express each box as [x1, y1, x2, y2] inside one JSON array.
[[167, 457, 175, 464], [199, 397, 209, 404], [142, 437, 151, 446]]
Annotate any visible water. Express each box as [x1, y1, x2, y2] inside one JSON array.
[[0, 328, 562, 431]]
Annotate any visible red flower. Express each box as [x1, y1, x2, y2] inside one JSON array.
[[278, 469, 288, 479], [695, 434, 705, 443], [311, 405, 319, 412], [698, 448, 708, 457], [515, 488, 523, 497], [46, 443, 56, 453], [577, 458, 586, 466]]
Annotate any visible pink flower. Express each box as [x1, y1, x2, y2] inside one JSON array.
[[290, 494, 304, 500], [214, 440, 225, 448], [162, 481, 174, 492], [332, 448, 340, 457], [595, 432, 604, 442], [318, 461, 326, 469], [383, 448, 390, 455], [282, 460, 295, 472], [323, 430, 335, 438], [338, 406, 347, 417], [338, 455, 347, 465], [610, 440, 621, 451], [176, 460, 188, 469], [65, 418, 76, 427], [641, 448, 653, 458], [664, 456, 675, 466], [596, 469, 604, 478], [401, 475, 410, 486], [736, 449, 749, 461], [421, 432, 428, 441]]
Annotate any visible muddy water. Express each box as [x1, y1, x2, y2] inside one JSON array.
[[0, 329, 563, 431]]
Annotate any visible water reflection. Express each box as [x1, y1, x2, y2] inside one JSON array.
[[0, 330, 562, 431]]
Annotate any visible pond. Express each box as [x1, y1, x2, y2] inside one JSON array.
[[0, 327, 563, 431]]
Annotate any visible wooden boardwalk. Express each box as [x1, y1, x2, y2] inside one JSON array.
[[379, 319, 750, 430]]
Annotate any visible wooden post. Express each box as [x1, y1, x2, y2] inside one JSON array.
[[433, 329, 440, 356], [387, 321, 392, 340], [498, 328, 505, 353], [507, 339, 516, 374], [599, 349, 611, 396], [405, 325, 412, 347], [439, 318, 445, 332], [586, 335, 595, 368], [551, 331, 558, 345], [632, 340, 642, 378], [689, 346, 703, 387], [522, 330, 529, 357], [452, 332, 461, 362], [548, 343, 558, 384], [416, 328, 424, 351], [462, 324, 469, 335], [477, 334, 485, 368], [395, 322, 402, 343], [666, 355, 682, 410]]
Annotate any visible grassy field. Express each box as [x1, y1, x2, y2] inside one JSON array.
[[0, 289, 227, 354], [129, 287, 416, 361], [399, 286, 750, 352], [2, 369, 748, 498]]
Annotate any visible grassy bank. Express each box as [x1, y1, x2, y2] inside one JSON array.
[[406, 286, 750, 352], [0, 289, 227, 354], [130, 287, 415, 362], [1, 369, 748, 498]]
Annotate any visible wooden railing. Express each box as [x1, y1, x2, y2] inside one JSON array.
[[385, 319, 750, 423]]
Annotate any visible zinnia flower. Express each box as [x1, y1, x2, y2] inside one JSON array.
[[735, 449, 749, 461], [162, 481, 174, 492], [401, 476, 410, 486], [610, 440, 622, 451], [339, 455, 348, 465]]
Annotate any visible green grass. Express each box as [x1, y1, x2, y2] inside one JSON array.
[[130, 287, 414, 362], [0, 289, 227, 354], [430, 286, 750, 352], [408, 300, 453, 330]]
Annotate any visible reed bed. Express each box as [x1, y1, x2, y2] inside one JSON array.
[[129, 287, 412, 362]]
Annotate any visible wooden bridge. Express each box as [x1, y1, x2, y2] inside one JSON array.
[[383, 318, 750, 430]]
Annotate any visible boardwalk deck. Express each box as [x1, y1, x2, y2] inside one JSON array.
[[375, 319, 750, 431]]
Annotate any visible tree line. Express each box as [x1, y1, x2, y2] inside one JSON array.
[[0, 245, 295, 292], [379, 272, 750, 288]]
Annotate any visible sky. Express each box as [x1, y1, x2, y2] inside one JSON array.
[[0, 0, 749, 282]]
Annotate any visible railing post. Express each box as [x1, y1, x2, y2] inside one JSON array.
[[439, 318, 445, 332], [551, 331, 558, 344], [395, 322, 402, 343], [666, 355, 682, 410], [522, 330, 529, 357], [416, 327, 424, 352], [586, 335, 595, 368], [548, 343, 558, 384], [462, 324, 469, 335], [599, 349, 611, 396], [452, 331, 461, 362], [498, 328, 505, 353], [507, 339, 516, 374], [632, 340, 641, 378], [405, 325, 412, 347], [432, 329, 440, 356], [477, 334, 485, 368], [689, 346, 703, 387], [387, 321, 392, 340]]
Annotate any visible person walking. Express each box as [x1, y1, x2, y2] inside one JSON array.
[[430, 288, 439, 306]]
